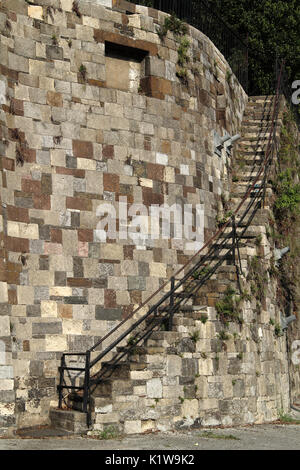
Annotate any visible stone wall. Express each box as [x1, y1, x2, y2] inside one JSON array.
[[0, 0, 250, 434]]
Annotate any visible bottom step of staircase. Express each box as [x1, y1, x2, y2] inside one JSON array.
[[49, 408, 88, 434]]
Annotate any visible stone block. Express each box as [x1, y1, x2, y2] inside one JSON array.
[[146, 378, 162, 399], [41, 301, 58, 318], [124, 420, 141, 435], [28, 5, 43, 20]]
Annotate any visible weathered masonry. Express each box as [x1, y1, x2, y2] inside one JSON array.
[[0, 0, 298, 435]]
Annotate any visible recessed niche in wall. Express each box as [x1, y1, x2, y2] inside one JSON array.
[[105, 41, 148, 93]]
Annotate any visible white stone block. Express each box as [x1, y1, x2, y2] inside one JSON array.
[[0, 282, 8, 303], [146, 378, 162, 399]]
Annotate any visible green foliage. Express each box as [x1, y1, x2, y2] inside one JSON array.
[[189, 330, 200, 343], [192, 267, 211, 280], [158, 13, 188, 39], [204, 0, 300, 96], [247, 256, 268, 302], [216, 210, 233, 228], [218, 330, 230, 341], [278, 410, 300, 424], [79, 64, 87, 80], [200, 314, 208, 324], [274, 323, 283, 337], [273, 170, 300, 215], [89, 426, 120, 440], [215, 286, 242, 323]]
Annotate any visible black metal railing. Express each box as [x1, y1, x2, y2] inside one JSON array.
[[57, 62, 286, 427]]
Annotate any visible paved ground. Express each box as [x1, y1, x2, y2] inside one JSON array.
[[0, 422, 299, 451]]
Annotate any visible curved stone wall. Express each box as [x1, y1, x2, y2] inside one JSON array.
[[0, 0, 250, 433]]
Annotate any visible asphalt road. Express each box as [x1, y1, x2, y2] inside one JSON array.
[[0, 423, 299, 451]]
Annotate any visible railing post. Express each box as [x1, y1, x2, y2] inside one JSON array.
[[83, 351, 91, 425], [58, 354, 65, 409], [232, 215, 242, 292], [168, 276, 175, 331]]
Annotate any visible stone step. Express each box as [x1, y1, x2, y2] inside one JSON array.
[[49, 408, 88, 433]]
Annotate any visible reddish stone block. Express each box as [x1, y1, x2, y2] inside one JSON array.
[[122, 305, 134, 319], [10, 98, 24, 116], [102, 145, 114, 159], [58, 304, 73, 319], [55, 167, 85, 178], [7, 205, 29, 223], [183, 186, 196, 198], [1, 158, 15, 171], [50, 228, 62, 244], [142, 187, 164, 206], [47, 91, 63, 107], [23, 340, 30, 352], [123, 245, 134, 260], [66, 196, 92, 211], [78, 241, 89, 257], [103, 173, 120, 193], [147, 163, 165, 182], [21, 178, 41, 194], [104, 289, 117, 308], [33, 194, 51, 210], [78, 229, 93, 242], [23, 148, 36, 163], [140, 76, 172, 99], [8, 289, 17, 305], [67, 278, 92, 288], [87, 79, 106, 88], [44, 242, 63, 255], [72, 140, 94, 159], [130, 290, 142, 305], [5, 236, 29, 253], [144, 137, 151, 151]]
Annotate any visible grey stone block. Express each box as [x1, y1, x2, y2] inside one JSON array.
[[95, 307, 122, 321], [32, 322, 62, 335]]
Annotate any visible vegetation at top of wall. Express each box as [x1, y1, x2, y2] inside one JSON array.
[[157, 13, 188, 39], [207, 0, 300, 97], [156, 13, 190, 84]]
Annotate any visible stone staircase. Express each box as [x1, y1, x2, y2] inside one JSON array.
[[50, 96, 286, 434]]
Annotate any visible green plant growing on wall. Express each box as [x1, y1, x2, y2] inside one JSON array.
[[52, 35, 58, 46], [79, 64, 87, 81], [157, 13, 187, 39], [156, 13, 190, 84], [218, 330, 230, 341], [189, 330, 200, 343], [255, 234, 263, 246], [226, 69, 232, 83], [216, 210, 233, 228], [247, 256, 268, 303], [274, 323, 283, 337], [192, 266, 211, 280], [215, 286, 243, 324], [200, 314, 208, 324]]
